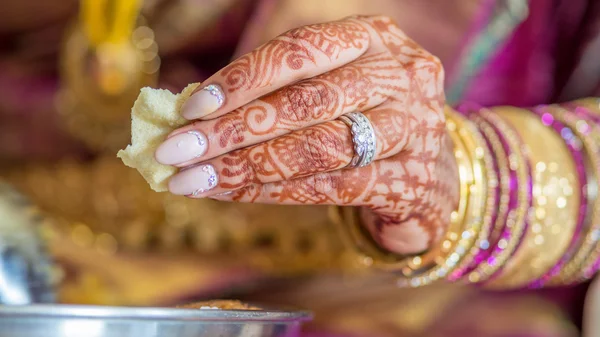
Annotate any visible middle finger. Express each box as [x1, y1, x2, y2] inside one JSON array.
[[154, 52, 405, 167]]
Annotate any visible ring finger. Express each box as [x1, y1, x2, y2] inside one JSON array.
[[167, 101, 413, 197]]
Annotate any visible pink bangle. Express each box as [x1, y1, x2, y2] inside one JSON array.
[[477, 110, 532, 283], [451, 103, 532, 284], [561, 103, 600, 282]]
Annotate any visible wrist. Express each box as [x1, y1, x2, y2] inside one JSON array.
[[334, 98, 600, 289]]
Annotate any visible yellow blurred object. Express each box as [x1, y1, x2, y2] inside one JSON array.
[[57, 1, 160, 151], [81, 0, 142, 47], [95, 42, 141, 95], [80, 0, 144, 95], [4, 157, 351, 280]]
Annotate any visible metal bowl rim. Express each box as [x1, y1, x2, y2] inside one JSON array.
[[0, 304, 312, 323]]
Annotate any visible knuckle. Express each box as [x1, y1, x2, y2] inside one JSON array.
[[372, 15, 398, 25], [227, 114, 247, 144], [222, 148, 260, 185], [280, 82, 334, 125], [283, 86, 313, 125], [302, 127, 345, 170], [312, 173, 337, 195], [430, 55, 444, 72], [213, 112, 247, 147], [409, 53, 443, 74], [425, 108, 445, 129], [282, 26, 316, 55], [260, 181, 278, 196], [303, 134, 330, 170], [284, 26, 305, 41], [357, 14, 398, 27]]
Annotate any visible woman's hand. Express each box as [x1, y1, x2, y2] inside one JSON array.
[[155, 15, 458, 255]]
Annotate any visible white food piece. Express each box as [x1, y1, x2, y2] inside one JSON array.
[[117, 83, 200, 192]]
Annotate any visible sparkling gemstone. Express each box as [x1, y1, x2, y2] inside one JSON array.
[[205, 84, 225, 105]]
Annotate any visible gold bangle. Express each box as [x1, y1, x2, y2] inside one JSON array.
[[397, 108, 489, 287], [544, 105, 600, 284], [485, 107, 580, 289], [446, 112, 499, 282], [461, 109, 530, 284], [454, 113, 514, 283], [472, 115, 509, 257], [330, 107, 475, 278]]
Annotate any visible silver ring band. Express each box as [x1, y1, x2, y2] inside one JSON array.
[[338, 111, 377, 168]]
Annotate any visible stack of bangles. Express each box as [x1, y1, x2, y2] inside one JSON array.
[[332, 98, 600, 289]]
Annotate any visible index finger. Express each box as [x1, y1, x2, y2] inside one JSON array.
[[180, 17, 370, 120]]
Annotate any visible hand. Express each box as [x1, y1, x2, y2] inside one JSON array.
[[155, 15, 458, 255]]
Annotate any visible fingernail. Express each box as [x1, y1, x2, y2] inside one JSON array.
[[168, 164, 219, 196], [181, 84, 225, 119], [155, 131, 208, 165]]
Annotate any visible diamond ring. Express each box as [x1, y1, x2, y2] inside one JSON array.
[[338, 111, 377, 168]]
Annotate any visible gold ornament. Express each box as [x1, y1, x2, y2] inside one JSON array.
[[486, 107, 580, 289]]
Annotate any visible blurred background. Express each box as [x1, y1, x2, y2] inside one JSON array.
[[0, 0, 591, 336]]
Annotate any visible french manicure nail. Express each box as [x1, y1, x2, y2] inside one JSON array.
[[155, 131, 208, 165], [168, 164, 219, 196], [181, 84, 225, 119]]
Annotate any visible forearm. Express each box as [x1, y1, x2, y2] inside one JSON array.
[[336, 98, 600, 289]]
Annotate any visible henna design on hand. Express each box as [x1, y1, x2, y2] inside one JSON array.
[[220, 19, 370, 93], [174, 16, 457, 254], [211, 52, 404, 150], [217, 120, 354, 190]]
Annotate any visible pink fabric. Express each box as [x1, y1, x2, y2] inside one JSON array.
[[461, 0, 594, 107], [461, 0, 557, 107]]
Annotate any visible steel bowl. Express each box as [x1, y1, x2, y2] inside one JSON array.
[[0, 304, 312, 337]]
